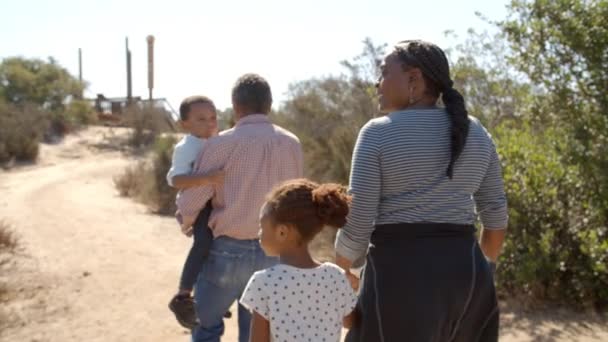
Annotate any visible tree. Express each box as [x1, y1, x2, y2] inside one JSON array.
[[274, 39, 384, 183], [498, 0, 608, 221], [489, 0, 608, 308], [499, 0, 607, 117], [0, 57, 84, 112], [445, 29, 534, 128]]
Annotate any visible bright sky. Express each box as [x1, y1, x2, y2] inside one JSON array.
[[1, 0, 509, 110]]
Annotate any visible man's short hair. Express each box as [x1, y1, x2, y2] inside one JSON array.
[[231, 74, 272, 114], [179, 95, 216, 121]]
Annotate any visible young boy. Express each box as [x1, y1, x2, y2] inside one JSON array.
[[167, 95, 224, 329]]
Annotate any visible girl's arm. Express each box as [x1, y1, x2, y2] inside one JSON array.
[[171, 170, 225, 190], [343, 310, 355, 329], [249, 311, 270, 342]]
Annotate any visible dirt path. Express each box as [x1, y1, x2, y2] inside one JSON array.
[[0, 127, 606, 341], [0, 127, 238, 342]]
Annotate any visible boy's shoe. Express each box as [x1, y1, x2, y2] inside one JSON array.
[[168, 294, 198, 330]]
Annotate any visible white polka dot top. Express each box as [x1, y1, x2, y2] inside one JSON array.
[[241, 262, 358, 342]]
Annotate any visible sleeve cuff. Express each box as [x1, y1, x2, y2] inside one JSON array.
[[335, 230, 368, 267], [166, 174, 175, 187], [480, 210, 509, 229]]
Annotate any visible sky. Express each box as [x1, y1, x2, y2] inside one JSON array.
[[0, 0, 510, 110]]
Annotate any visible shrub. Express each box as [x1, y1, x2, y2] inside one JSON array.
[[65, 99, 97, 125], [123, 105, 173, 148], [0, 101, 47, 163], [114, 135, 179, 215], [495, 122, 608, 309], [0, 221, 18, 254], [113, 161, 147, 197]]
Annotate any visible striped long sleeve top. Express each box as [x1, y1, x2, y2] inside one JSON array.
[[335, 108, 508, 262]]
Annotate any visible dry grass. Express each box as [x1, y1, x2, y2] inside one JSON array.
[[114, 161, 147, 198], [0, 221, 18, 254], [122, 105, 174, 148], [0, 220, 19, 328], [113, 135, 178, 215], [0, 102, 47, 164]]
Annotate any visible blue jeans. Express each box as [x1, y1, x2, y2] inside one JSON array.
[[191, 236, 277, 342], [179, 202, 213, 291]]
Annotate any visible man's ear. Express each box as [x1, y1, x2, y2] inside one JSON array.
[[409, 68, 423, 83], [232, 102, 244, 120]]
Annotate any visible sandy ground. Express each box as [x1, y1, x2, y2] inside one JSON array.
[[0, 126, 606, 342]]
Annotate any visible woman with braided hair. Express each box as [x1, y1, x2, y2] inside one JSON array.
[[335, 40, 508, 341]]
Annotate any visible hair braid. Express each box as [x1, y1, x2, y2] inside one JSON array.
[[394, 40, 470, 179]]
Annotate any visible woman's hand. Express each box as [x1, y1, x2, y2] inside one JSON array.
[[346, 271, 360, 291], [479, 228, 506, 262], [336, 253, 359, 290], [336, 253, 354, 272]]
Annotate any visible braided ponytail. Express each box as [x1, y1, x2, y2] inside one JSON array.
[[394, 40, 470, 179], [442, 87, 470, 178]]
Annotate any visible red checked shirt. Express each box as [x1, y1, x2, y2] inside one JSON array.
[[176, 114, 303, 240]]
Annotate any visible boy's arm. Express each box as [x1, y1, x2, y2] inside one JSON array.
[[167, 141, 196, 187], [176, 140, 226, 227], [171, 170, 225, 190], [249, 312, 270, 342]]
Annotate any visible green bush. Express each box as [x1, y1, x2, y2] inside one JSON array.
[[48, 100, 95, 135], [0, 101, 48, 163], [495, 122, 608, 309], [113, 161, 147, 197], [114, 135, 179, 215], [123, 105, 174, 148], [143, 135, 179, 215], [65, 99, 97, 125]]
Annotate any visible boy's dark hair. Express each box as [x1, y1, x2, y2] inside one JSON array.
[[179, 95, 216, 121], [264, 179, 351, 244], [231, 74, 272, 114]]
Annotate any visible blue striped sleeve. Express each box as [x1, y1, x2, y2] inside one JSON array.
[[474, 141, 508, 229], [335, 120, 382, 262]]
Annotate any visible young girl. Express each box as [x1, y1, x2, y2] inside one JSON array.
[[240, 179, 358, 342]]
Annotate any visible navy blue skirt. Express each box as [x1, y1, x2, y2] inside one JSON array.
[[345, 223, 499, 342]]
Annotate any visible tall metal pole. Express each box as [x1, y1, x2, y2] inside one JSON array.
[[78, 48, 83, 99], [126, 37, 133, 104], [147, 35, 155, 102]]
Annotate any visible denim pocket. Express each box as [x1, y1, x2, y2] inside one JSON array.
[[202, 248, 242, 288]]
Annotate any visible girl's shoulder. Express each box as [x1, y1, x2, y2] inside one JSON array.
[[318, 262, 348, 276], [319, 262, 346, 279], [252, 262, 348, 281], [251, 264, 283, 279]]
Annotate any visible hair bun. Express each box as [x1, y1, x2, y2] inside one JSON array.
[[311, 184, 351, 228]]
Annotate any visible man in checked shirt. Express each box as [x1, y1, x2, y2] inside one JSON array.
[[176, 73, 303, 342]]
